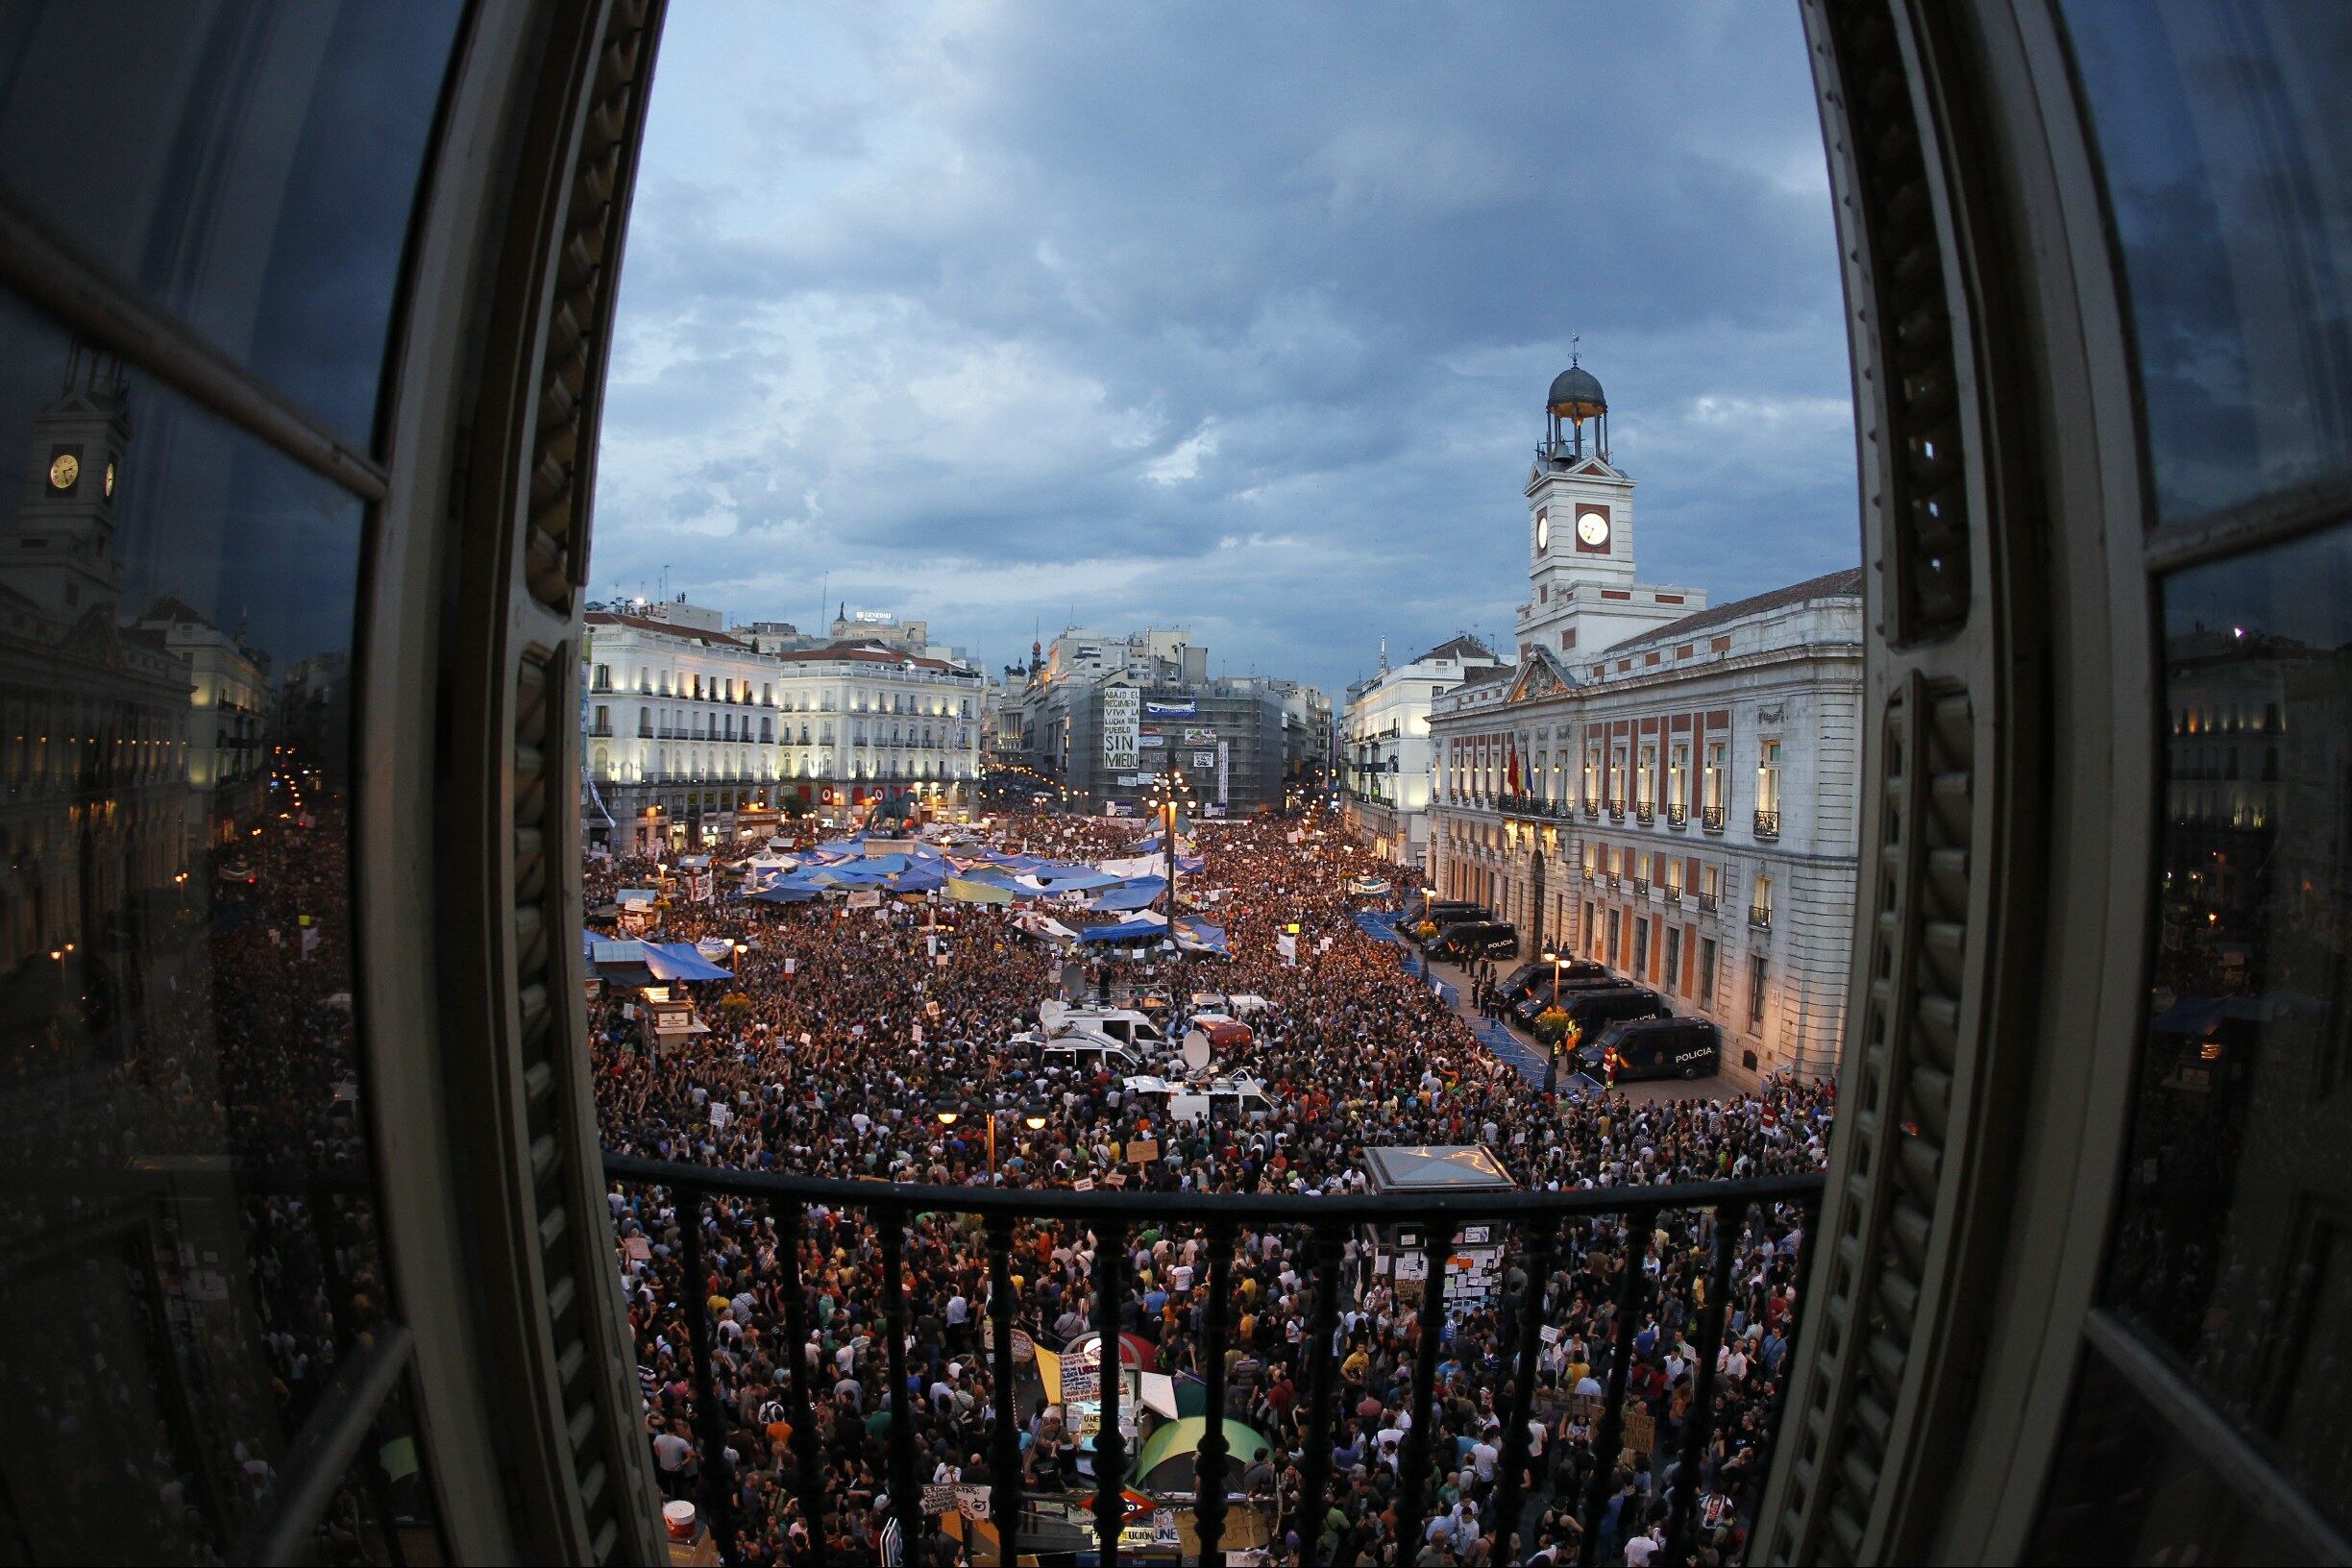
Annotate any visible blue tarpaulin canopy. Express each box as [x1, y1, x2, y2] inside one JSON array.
[[642, 943, 734, 982], [1077, 917, 1165, 943], [1176, 918, 1229, 956], [747, 885, 819, 904], [1090, 877, 1167, 912]]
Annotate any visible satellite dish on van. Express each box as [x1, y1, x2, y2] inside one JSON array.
[[1040, 999, 1068, 1031], [1182, 1029, 1212, 1072]]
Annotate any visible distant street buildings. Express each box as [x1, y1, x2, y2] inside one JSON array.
[[996, 626, 1334, 816], [1403, 360, 1864, 1085]]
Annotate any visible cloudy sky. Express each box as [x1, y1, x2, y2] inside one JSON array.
[[591, 2, 1857, 697]]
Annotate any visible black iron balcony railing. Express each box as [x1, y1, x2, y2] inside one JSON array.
[[1700, 890, 1721, 914], [1668, 801, 1687, 827], [1580, 799, 1600, 820], [1635, 802, 1655, 825], [1665, 884, 1682, 904], [1632, 876, 1651, 896], [588, 722, 614, 737], [1607, 798, 1626, 821], [1702, 804, 1726, 832], [1754, 808, 1781, 839], [1751, 904, 1774, 929], [602, 1153, 1822, 1568]]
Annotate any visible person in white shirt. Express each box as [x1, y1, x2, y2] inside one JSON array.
[[1624, 1524, 1664, 1565]]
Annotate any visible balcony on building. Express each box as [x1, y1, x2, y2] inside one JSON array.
[[1635, 800, 1655, 825], [1668, 801, 1688, 828], [1703, 804, 1726, 833], [1700, 891, 1721, 914], [1754, 808, 1781, 839], [1750, 903, 1773, 929]]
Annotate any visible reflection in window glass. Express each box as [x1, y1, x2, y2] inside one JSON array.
[[2061, 2, 2352, 522], [2029, 1346, 2315, 1563], [0, 290, 398, 1560], [0, 0, 467, 443], [2104, 520, 2352, 1533]]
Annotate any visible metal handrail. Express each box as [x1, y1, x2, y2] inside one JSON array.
[[601, 1151, 1823, 1567], [1702, 804, 1726, 832], [1754, 808, 1782, 839]]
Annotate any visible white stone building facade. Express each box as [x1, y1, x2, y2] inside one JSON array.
[[582, 609, 983, 848], [1420, 365, 1863, 1085], [1342, 635, 1506, 868]]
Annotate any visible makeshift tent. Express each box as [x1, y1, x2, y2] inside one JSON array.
[[747, 885, 818, 904], [1019, 867, 1122, 894], [1090, 877, 1167, 913], [946, 875, 1017, 906], [1132, 1418, 1271, 1494], [641, 943, 734, 982], [1175, 919, 1230, 957], [1078, 916, 1166, 944]]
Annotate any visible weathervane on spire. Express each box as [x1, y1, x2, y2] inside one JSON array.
[[1570, 331, 1580, 366]]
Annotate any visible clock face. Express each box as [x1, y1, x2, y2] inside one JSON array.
[[1535, 510, 1550, 551], [104, 459, 115, 499], [47, 453, 79, 492], [1576, 509, 1609, 548]]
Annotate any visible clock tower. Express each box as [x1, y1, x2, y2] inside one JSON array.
[[6, 345, 131, 625], [1515, 355, 1704, 660]]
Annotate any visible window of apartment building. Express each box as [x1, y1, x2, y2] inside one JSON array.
[[1698, 936, 1718, 1008], [1703, 864, 1722, 903], [1581, 841, 1597, 878], [1638, 742, 1656, 808], [594, 703, 608, 730], [1609, 744, 1628, 805], [1749, 953, 1769, 1028], [1607, 908, 1623, 966], [1704, 740, 1726, 809], [1758, 737, 1782, 814], [1633, 916, 1650, 974], [1584, 741, 1601, 804], [594, 662, 611, 688], [1581, 900, 1597, 953], [1670, 740, 1689, 807], [1664, 925, 1682, 991], [1754, 874, 1774, 923], [1666, 855, 1683, 896]]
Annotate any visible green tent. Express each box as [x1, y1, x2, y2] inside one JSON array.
[[1133, 1417, 1270, 1493]]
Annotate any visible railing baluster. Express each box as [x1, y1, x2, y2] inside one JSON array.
[[1091, 1217, 1129, 1566], [1193, 1219, 1237, 1562], [1581, 1203, 1657, 1568], [675, 1183, 741, 1565], [878, 1209, 921, 1566], [1495, 1213, 1559, 1559], [1295, 1223, 1346, 1561], [985, 1214, 1023, 1568], [1665, 1199, 1749, 1567], [1394, 1222, 1456, 1557], [775, 1204, 826, 1549]]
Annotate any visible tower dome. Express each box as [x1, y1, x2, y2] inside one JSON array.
[[1546, 363, 1606, 423], [1542, 355, 1609, 462]]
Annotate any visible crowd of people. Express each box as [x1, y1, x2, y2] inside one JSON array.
[[592, 804, 1833, 1566]]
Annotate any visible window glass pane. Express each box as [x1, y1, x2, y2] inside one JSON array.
[[2061, 1, 2352, 521], [0, 0, 467, 444], [2030, 1343, 2315, 1563], [2101, 519, 2352, 1531], [0, 290, 396, 1558]]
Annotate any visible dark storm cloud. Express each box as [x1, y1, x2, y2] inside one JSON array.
[[592, 1, 1857, 693]]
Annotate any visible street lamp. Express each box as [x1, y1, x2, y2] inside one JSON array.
[[1540, 948, 1573, 1094]]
